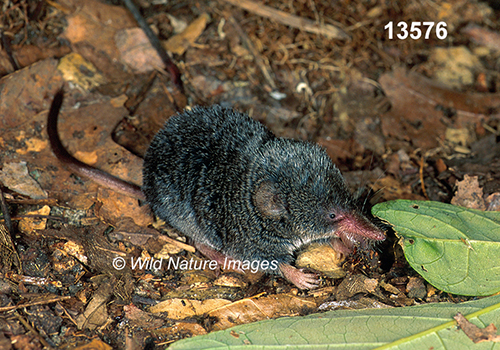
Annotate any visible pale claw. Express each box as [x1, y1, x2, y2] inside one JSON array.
[[279, 263, 319, 290]]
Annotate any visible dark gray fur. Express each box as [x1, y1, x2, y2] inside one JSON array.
[[142, 105, 361, 268]]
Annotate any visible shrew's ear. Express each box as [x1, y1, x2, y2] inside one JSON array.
[[253, 181, 288, 219]]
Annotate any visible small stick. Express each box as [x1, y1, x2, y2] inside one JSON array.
[[2, 273, 63, 289], [0, 295, 71, 313], [0, 200, 22, 273], [1, 31, 20, 70], [419, 156, 429, 199], [0, 187, 13, 234], [122, 0, 184, 93], [14, 311, 55, 349], [221, 0, 350, 41], [227, 16, 277, 90]]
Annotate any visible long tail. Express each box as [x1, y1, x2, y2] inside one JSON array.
[[47, 90, 145, 200]]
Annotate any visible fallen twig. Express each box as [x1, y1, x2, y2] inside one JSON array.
[[122, 0, 184, 94], [0, 295, 71, 313], [221, 0, 350, 41], [227, 16, 277, 90]]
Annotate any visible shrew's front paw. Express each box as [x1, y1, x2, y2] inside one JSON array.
[[279, 263, 319, 290]]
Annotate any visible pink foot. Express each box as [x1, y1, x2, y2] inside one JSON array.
[[279, 263, 319, 290]]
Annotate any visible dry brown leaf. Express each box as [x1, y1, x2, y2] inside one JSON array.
[[148, 293, 317, 331], [97, 188, 152, 227], [445, 127, 472, 148], [380, 280, 403, 295], [213, 274, 248, 288], [16, 136, 48, 155], [164, 13, 210, 55], [454, 312, 500, 343], [62, 241, 88, 264], [0, 58, 62, 132], [429, 46, 483, 89], [18, 205, 51, 234], [451, 174, 486, 210], [208, 294, 317, 331], [379, 69, 447, 149], [0, 162, 48, 199], [0, 42, 70, 75], [57, 53, 107, 90], [369, 176, 425, 201], [73, 338, 113, 350], [76, 280, 113, 330], [317, 138, 363, 164], [154, 321, 207, 338], [62, 0, 136, 65], [115, 28, 163, 73], [406, 276, 426, 299], [318, 297, 392, 311], [336, 274, 379, 300], [461, 24, 500, 53], [124, 304, 165, 330], [0, 55, 142, 219], [379, 67, 500, 149], [485, 192, 500, 211], [149, 298, 232, 319]]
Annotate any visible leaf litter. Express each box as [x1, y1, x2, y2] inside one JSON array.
[[0, 0, 500, 348]]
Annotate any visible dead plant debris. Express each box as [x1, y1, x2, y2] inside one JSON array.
[[1, 0, 500, 348]]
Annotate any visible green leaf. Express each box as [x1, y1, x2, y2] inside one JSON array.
[[168, 294, 500, 350], [372, 200, 500, 296]]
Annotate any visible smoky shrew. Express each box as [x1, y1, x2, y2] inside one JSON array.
[[47, 90, 386, 289]]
